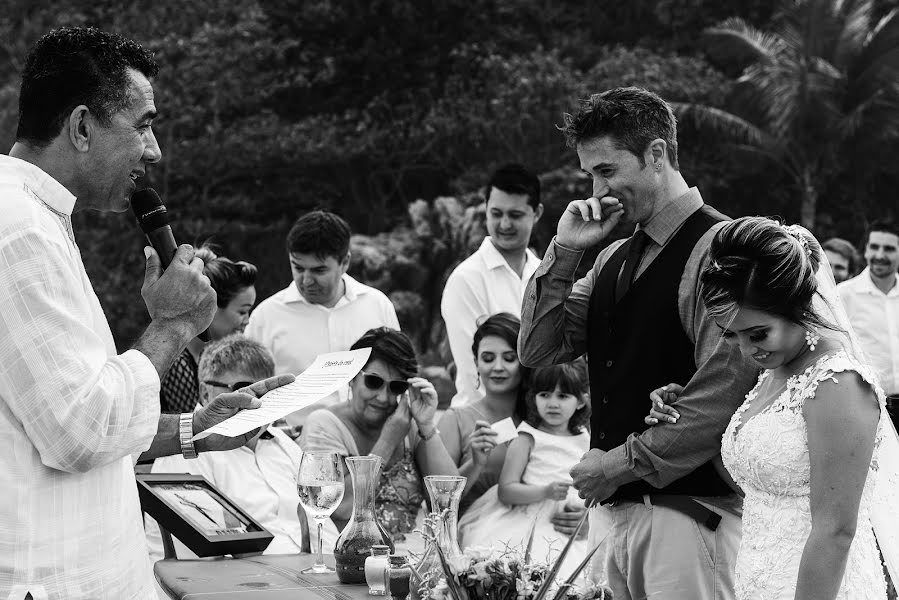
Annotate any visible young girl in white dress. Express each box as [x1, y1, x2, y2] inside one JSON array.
[[647, 217, 893, 600], [459, 360, 591, 576]]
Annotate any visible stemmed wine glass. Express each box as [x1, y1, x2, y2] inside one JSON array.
[[297, 451, 345, 574]]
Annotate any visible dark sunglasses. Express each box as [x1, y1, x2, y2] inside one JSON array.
[[202, 380, 255, 392], [361, 372, 409, 395]]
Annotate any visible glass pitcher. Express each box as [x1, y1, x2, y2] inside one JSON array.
[[412, 475, 466, 597], [334, 455, 394, 584]]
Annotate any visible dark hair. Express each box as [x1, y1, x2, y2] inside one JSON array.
[[286, 210, 351, 262], [16, 27, 158, 147], [486, 163, 541, 209], [195, 246, 258, 308], [559, 87, 679, 170], [198, 334, 275, 382], [822, 237, 860, 275], [866, 220, 899, 245], [525, 360, 591, 435], [351, 327, 419, 379], [471, 312, 530, 420], [701, 217, 837, 331]]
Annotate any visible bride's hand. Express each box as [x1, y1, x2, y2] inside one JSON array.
[[644, 383, 684, 426]]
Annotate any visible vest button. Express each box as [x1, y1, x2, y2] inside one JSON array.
[[599, 431, 606, 439], [605, 360, 613, 367], [602, 397, 608, 404]]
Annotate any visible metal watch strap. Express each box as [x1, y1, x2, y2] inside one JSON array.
[[180, 412, 198, 459]]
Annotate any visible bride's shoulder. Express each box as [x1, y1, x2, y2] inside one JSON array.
[[799, 350, 882, 407]]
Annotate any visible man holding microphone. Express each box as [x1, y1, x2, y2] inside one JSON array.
[[0, 27, 292, 599]]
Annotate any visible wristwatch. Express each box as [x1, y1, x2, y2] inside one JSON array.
[[180, 412, 198, 459]]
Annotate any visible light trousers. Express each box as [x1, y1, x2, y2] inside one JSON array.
[[588, 495, 742, 600]]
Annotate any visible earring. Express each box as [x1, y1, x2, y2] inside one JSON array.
[[805, 329, 820, 351], [347, 385, 353, 403], [656, 162, 662, 171], [475, 375, 481, 390]]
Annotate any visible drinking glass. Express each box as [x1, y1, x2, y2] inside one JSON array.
[[297, 451, 345, 574]]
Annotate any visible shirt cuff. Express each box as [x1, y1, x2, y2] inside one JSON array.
[[537, 237, 584, 278], [599, 445, 641, 489], [123, 348, 162, 399]]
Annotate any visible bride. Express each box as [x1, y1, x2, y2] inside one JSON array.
[[646, 216, 894, 599]]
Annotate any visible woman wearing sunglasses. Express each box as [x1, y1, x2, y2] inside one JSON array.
[[299, 327, 459, 553]]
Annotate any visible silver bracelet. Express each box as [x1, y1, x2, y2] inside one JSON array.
[[180, 412, 198, 459]]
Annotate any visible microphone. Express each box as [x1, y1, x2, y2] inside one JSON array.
[[131, 188, 178, 268]]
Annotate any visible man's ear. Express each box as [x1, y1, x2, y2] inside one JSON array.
[[647, 138, 667, 169], [533, 202, 545, 222], [68, 105, 92, 153]]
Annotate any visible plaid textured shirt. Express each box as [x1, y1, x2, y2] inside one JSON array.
[[0, 155, 160, 599]]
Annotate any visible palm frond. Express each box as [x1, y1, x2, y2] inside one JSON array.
[[672, 102, 773, 147], [550, 535, 609, 600], [530, 510, 590, 600], [523, 513, 538, 565], [705, 17, 788, 67]]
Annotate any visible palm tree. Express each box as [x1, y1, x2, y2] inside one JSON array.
[[675, 0, 899, 230]]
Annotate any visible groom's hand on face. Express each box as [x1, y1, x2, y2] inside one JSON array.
[[570, 448, 616, 507]]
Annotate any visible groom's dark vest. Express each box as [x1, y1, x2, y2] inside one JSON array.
[[588, 205, 733, 501]]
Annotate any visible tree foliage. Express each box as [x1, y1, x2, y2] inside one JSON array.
[[676, 0, 899, 230], [0, 0, 896, 359]]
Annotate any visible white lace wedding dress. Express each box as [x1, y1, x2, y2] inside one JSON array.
[[721, 350, 887, 599]]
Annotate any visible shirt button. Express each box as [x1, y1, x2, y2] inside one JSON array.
[[605, 360, 613, 367], [547, 253, 553, 260], [599, 431, 606, 439]]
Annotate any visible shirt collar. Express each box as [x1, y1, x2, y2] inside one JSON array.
[[854, 266, 899, 297], [480, 236, 537, 271], [637, 187, 704, 247], [2, 155, 76, 216], [284, 274, 368, 305]]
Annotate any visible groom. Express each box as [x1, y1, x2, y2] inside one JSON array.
[[518, 87, 758, 599]]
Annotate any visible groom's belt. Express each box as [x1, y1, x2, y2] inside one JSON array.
[[608, 493, 723, 531]]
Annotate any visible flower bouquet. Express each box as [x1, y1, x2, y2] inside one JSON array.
[[413, 509, 612, 600]]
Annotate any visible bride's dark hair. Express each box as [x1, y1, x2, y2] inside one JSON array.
[[700, 216, 837, 332]]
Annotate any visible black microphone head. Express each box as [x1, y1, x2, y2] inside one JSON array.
[[131, 188, 169, 233]]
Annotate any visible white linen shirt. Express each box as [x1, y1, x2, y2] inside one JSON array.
[[0, 155, 161, 599], [838, 267, 899, 394], [245, 275, 399, 425], [145, 427, 339, 560], [440, 237, 540, 405]]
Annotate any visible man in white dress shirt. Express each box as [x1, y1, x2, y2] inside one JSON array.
[[246, 210, 399, 428], [838, 220, 899, 424], [440, 164, 543, 405], [146, 335, 339, 561], [0, 28, 292, 600]]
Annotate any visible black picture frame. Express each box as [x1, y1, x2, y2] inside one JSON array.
[[137, 473, 273, 557]]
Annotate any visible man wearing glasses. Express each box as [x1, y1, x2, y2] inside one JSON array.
[[147, 335, 340, 560]]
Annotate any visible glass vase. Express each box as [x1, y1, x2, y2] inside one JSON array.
[[412, 475, 466, 598], [334, 455, 394, 584]]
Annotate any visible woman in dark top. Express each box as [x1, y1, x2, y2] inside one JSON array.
[[159, 246, 257, 413]]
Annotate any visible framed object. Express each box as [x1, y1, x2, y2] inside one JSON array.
[[137, 473, 273, 557]]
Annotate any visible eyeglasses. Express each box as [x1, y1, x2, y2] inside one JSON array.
[[202, 380, 255, 392], [361, 372, 409, 395]]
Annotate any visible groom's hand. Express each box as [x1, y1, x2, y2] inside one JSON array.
[[570, 448, 617, 507]]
